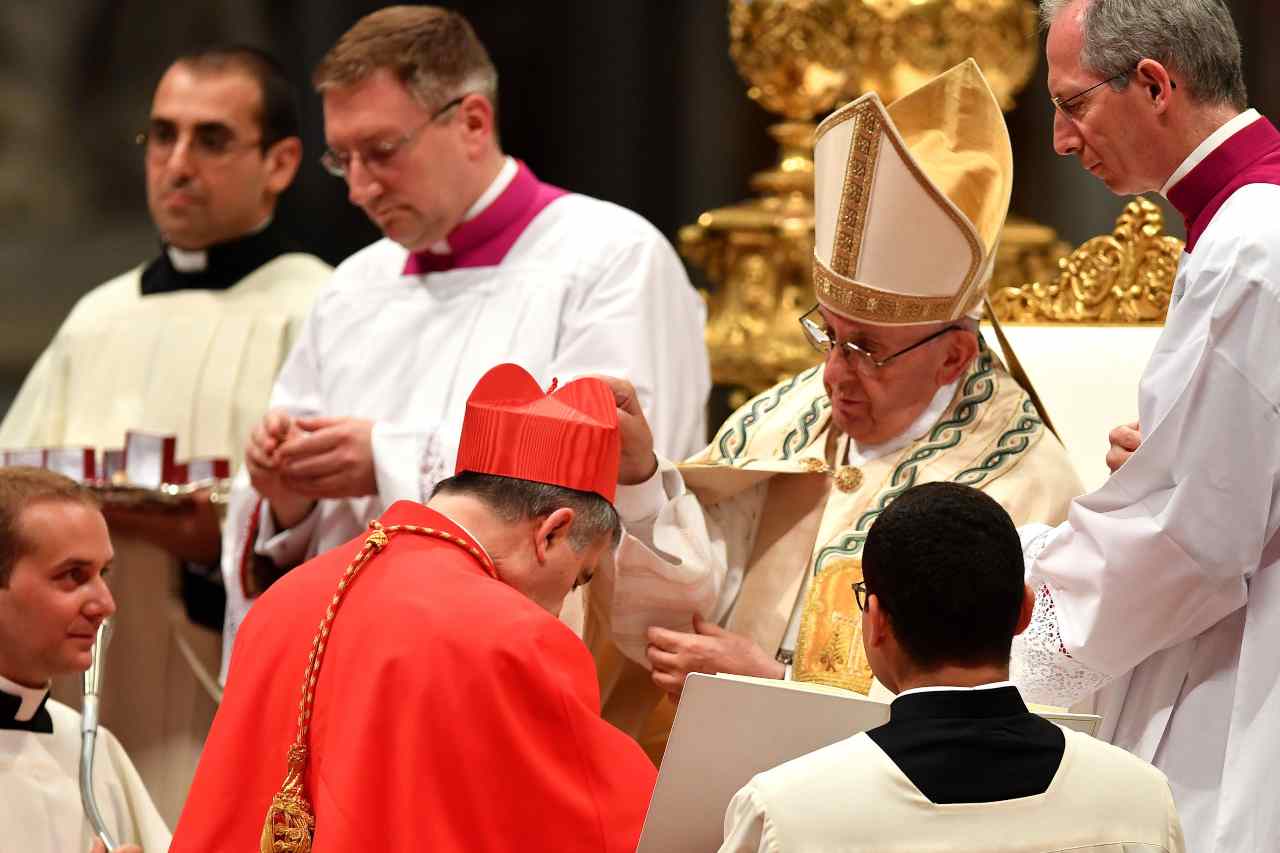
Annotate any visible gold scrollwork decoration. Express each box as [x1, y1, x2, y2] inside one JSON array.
[[989, 197, 1184, 324]]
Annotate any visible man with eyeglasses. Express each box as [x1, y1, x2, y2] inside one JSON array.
[[218, 5, 709, 679], [1011, 3, 1280, 850], [719, 482, 1184, 853], [587, 61, 1082, 759], [0, 46, 328, 568]]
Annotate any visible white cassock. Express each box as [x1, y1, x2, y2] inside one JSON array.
[[220, 157, 711, 676], [0, 676, 171, 853], [0, 233, 329, 471], [720, 727, 1182, 853], [1012, 136, 1280, 850]]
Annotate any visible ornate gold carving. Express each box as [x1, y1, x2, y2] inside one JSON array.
[[989, 197, 1183, 324], [729, 0, 1038, 118], [690, 1, 1049, 396]]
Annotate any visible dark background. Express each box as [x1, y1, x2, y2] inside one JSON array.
[[2, 1, 1276, 415]]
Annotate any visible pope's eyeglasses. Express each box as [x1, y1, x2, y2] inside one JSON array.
[[320, 95, 467, 179], [799, 304, 964, 375]]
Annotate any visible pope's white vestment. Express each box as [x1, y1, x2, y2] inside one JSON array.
[[0, 677, 171, 853], [219, 159, 711, 676], [1013, 114, 1280, 852]]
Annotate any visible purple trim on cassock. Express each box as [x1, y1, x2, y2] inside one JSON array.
[[402, 160, 569, 276], [1167, 116, 1280, 253]]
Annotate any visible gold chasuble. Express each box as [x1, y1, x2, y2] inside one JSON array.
[[683, 347, 1074, 694]]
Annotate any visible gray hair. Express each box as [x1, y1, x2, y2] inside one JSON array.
[[431, 472, 621, 551], [1040, 0, 1247, 109]]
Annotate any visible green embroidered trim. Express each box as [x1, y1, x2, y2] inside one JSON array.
[[781, 398, 830, 460], [714, 365, 823, 463], [954, 398, 1042, 487], [811, 351, 996, 571]]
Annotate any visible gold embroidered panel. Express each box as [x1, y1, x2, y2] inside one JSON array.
[[827, 100, 883, 278], [813, 260, 958, 324]]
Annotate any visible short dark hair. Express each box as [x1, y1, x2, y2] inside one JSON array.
[[171, 45, 301, 150], [0, 467, 100, 588], [862, 482, 1025, 669], [431, 472, 620, 550]]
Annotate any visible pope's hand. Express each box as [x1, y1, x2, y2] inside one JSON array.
[[646, 614, 785, 698], [595, 376, 658, 484], [275, 416, 378, 500], [245, 408, 315, 529], [1105, 420, 1141, 473]]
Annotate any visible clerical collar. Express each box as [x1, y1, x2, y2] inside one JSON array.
[[402, 158, 568, 276], [141, 216, 297, 296], [0, 673, 54, 734], [888, 682, 1026, 724], [421, 156, 518, 256], [895, 680, 1015, 700], [1161, 109, 1259, 197], [1165, 112, 1280, 252]]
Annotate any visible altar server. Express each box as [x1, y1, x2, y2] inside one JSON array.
[[220, 6, 709, 674], [0, 468, 169, 852], [0, 46, 328, 565], [172, 365, 656, 853], [721, 482, 1183, 853], [1014, 3, 1280, 851], [591, 60, 1082, 757]]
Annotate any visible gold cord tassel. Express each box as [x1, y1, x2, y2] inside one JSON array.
[[256, 520, 494, 850], [260, 743, 315, 853]]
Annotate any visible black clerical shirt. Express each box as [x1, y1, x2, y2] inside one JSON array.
[[140, 218, 299, 296], [0, 681, 53, 734], [865, 684, 1066, 805]]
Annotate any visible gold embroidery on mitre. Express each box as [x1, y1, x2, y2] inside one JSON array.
[[813, 260, 958, 324], [827, 100, 883, 278], [793, 558, 873, 694]]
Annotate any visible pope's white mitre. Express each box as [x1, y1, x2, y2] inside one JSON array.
[[812, 58, 1012, 325]]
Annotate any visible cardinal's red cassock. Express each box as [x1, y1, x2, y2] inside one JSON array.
[[171, 499, 656, 852]]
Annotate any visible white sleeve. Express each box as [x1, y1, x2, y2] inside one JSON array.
[[218, 299, 328, 681], [719, 783, 781, 853], [1026, 242, 1280, 684], [553, 232, 711, 460], [607, 456, 765, 664], [369, 417, 456, 505]]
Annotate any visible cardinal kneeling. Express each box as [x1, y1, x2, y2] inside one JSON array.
[[171, 364, 656, 853]]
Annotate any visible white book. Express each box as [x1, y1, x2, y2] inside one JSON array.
[[636, 673, 1100, 853]]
